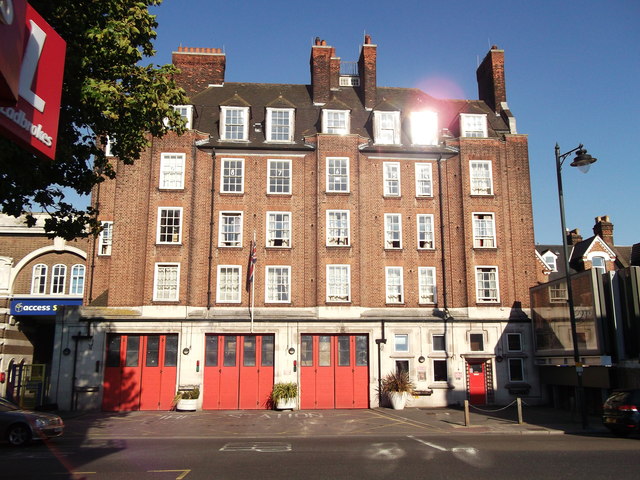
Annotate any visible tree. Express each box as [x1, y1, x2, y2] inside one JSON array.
[[0, 0, 187, 239]]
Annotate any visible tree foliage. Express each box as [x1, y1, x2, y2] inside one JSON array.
[[0, 0, 187, 239]]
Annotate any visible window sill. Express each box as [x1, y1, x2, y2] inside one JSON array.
[[472, 246, 497, 251], [158, 188, 185, 192], [470, 194, 495, 198], [476, 301, 500, 305], [428, 382, 454, 390]]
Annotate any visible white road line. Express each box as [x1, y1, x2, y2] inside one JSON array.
[[407, 436, 448, 451]]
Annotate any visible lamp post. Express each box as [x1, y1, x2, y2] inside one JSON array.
[[555, 143, 597, 429]]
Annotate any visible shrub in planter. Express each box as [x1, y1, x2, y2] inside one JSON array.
[[173, 387, 200, 411], [271, 382, 298, 410], [380, 371, 415, 410]]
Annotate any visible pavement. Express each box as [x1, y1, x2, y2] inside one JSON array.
[[58, 404, 610, 440]]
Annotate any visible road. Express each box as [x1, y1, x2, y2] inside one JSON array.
[[2, 433, 639, 479]]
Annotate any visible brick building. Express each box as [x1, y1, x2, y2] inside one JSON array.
[[50, 37, 539, 411], [0, 214, 87, 404]]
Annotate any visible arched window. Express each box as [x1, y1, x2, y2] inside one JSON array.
[[51, 264, 67, 295], [31, 264, 47, 295], [70, 264, 86, 296]]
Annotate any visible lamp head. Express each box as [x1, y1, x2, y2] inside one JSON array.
[[570, 146, 597, 173]]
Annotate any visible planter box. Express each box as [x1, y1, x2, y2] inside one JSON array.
[[176, 398, 197, 411], [388, 392, 409, 410], [276, 398, 296, 410]]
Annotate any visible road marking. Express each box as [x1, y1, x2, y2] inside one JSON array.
[[408, 436, 448, 451], [408, 436, 479, 455], [220, 442, 292, 452], [149, 469, 191, 479]]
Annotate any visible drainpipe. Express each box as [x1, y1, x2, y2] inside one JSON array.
[[436, 154, 452, 379], [206, 147, 216, 308], [375, 321, 387, 405]]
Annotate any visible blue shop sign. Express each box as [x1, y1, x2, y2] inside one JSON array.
[[10, 298, 82, 316]]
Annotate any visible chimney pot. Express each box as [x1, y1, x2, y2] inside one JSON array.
[[315, 37, 321, 46], [365, 34, 372, 44], [321, 40, 327, 46]]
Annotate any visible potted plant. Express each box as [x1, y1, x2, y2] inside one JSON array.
[[380, 370, 415, 410], [271, 382, 298, 410], [174, 386, 200, 411]]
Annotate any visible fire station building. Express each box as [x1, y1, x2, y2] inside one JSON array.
[[49, 36, 540, 411]]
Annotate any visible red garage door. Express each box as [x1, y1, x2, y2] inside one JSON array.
[[202, 334, 274, 410], [300, 334, 369, 409], [102, 334, 178, 411]]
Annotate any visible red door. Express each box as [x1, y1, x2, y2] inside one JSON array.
[[300, 334, 369, 409], [203, 334, 274, 410], [468, 361, 487, 405], [102, 334, 178, 412]]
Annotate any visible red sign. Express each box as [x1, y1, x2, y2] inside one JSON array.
[[0, 0, 27, 104], [0, 3, 66, 160]]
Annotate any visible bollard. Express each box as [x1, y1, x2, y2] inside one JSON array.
[[464, 399, 470, 426], [517, 397, 523, 424]]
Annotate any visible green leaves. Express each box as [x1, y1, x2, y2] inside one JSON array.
[[0, 0, 187, 239]]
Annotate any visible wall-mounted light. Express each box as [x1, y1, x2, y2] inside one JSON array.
[[418, 356, 425, 363], [288, 347, 295, 355], [182, 347, 190, 355]]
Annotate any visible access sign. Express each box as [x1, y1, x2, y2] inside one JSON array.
[[10, 298, 82, 316], [0, 3, 66, 160]]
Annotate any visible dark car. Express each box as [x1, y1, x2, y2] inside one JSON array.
[[0, 397, 64, 446], [602, 390, 640, 436]]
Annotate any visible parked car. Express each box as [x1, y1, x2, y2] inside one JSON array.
[[0, 397, 64, 446], [602, 389, 640, 436]]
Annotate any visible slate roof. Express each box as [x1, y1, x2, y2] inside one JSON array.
[[189, 83, 510, 151]]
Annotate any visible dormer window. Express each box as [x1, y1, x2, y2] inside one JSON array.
[[374, 111, 400, 145], [592, 256, 606, 273], [460, 114, 487, 138], [266, 108, 294, 142], [322, 109, 350, 135], [221, 106, 249, 141], [543, 252, 558, 272], [173, 105, 193, 130], [410, 111, 438, 145]]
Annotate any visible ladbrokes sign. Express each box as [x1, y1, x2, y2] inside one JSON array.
[[0, 2, 66, 160]]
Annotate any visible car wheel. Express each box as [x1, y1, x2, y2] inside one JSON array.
[[7, 424, 32, 446]]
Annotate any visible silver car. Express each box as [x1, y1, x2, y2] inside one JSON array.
[[0, 397, 64, 446]]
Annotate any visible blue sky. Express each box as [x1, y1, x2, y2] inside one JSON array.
[[147, 0, 639, 246]]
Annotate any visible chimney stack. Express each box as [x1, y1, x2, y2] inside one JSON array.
[[310, 38, 334, 105], [358, 34, 377, 109], [593, 215, 614, 246], [566, 228, 583, 246], [476, 45, 506, 114], [172, 47, 226, 98]]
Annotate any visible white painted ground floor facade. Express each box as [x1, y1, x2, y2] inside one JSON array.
[[49, 305, 541, 411]]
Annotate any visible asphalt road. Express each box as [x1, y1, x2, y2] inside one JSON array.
[[2, 433, 640, 480]]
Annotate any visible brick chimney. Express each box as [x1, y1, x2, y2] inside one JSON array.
[[593, 215, 614, 246], [310, 38, 335, 105], [172, 47, 226, 98], [566, 228, 583, 246], [476, 45, 506, 114], [358, 34, 377, 109]]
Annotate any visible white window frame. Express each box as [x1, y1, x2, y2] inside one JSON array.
[[218, 211, 243, 247], [384, 213, 402, 249], [221, 158, 244, 194], [410, 111, 438, 146], [433, 359, 448, 382], [470, 160, 494, 195], [70, 264, 86, 296], [159, 153, 186, 190], [267, 159, 292, 194], [394, 334, 409, 353], [326, 210, 350, 246], [549, 282, 568, 303], [326, 157, 350, 193], [156, 207, 183, 244], [473, 212, 496, 248], [475, 266, 500, 303], [506, 333, 523, 352], [418, 267, 437, 304], [543, 252, 558, 272], [385, 266, 404, 304], [591, 255, 606, 273], [31, 264, 47, 295], [460, 113, 487, 138], [50, 264, 67, 295], [469, 332, 485, 352], [266, 108, 294, 142], [216, 265, 242, 303], [173, 105, 193, 130], [220, 106, 249, 141], [383, 162, 401, 196], [266, 211, 291, 248], [508, 358, 525, 382], [432, 333, 446, 352], [322, 109, 350, 135], [265, 265, 291, 303], [417, 214, 435, 249], [98, 221, 113, 256], [415, 163, 433, 197], [374, 111, 400, 145], [326, 264, 351, 302], [153, 263, 180, 302]]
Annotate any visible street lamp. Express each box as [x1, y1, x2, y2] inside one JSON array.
[[555, 143, 597, 429]]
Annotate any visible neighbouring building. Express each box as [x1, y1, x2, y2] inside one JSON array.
[[49, 36, 540, 411], [532, 215, 640, 412], [0, 214, 87, 406]]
